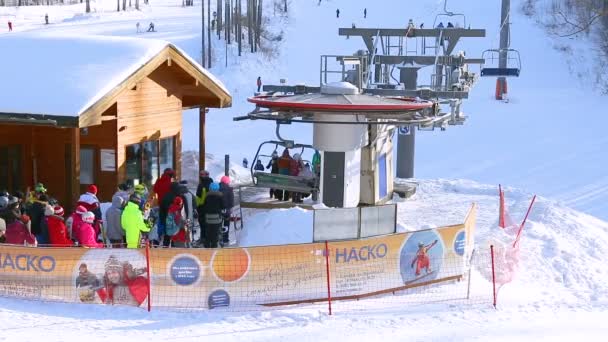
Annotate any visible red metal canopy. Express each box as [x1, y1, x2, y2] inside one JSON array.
[[248, 94, 433, 113]]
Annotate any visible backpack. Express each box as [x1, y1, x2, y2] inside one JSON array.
[[165, 211, 183, 237]]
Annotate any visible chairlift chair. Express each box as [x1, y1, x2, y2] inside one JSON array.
[[250, 140, 320, 197], [433, 0, 466, 28], [480, 48, 521, 77]]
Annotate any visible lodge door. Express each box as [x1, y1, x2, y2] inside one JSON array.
[[0, 145, 23, 194]]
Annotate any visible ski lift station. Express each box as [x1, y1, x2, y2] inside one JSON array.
[[237, 0, 521, 210], [244, 82, 434, 208]]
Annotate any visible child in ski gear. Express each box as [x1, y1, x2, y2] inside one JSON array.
[[47, 206, 73, 247], [198, 182, 224, 248], [411, 240, 438, 276], [121, 194, 150, 249], [68, 205, 87, 242], [106, 195, 125, 247], [167, 196, 187, 247], [78, 211, 103, 248]]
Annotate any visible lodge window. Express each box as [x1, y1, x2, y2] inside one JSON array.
[[80, 147, 95, 184], [126, 137, 175, 187], [0, 146, 23, 194]]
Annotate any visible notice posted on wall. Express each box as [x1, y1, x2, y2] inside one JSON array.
[[100, 149, 116, 172]]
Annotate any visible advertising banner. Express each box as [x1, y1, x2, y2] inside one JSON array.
[[0, 205, 477, 309]]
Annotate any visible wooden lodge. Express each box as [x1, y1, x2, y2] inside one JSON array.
[[0, 34, 231, 210]]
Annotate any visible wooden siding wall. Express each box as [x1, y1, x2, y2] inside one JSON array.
[[0, 119, 118, 209], [116, 74, 183, 184], [80, 112, 118, 203], [0, 124, 70, 207]]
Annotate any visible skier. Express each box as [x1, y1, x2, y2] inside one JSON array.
[[411, 240, 438, 276], [122, 193, 150, 249], [25, 193, 49, 244], [136, 22, 141, 33], [167, 196, 187, 247], [254, 159, 265, 171], [46, 206, 72, 247], [8, 21, 12, 32], [364, 8, 367, 18], [336, 8, 340, 18], [67, 205, 87, 243], [153, 168, 175, 206], [106, 195, 125, 248], [277, 149, 293, 201], [266, 151, 279, 199], [219, 176, 234, 246], [45, 14, 49, 25], [196, 170, 214, 245], [256, 76, 262, 92], [242, 157, 249, 168], [447, 22, 454, 28], [78, 212, 104, 248], [199, 182, 225, 248], [147, 22, 155, 32], [3, 198, 36, 246]]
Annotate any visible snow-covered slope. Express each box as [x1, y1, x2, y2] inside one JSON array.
[[2, 0, 607, 220]]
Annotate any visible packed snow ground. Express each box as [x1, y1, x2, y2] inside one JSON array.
[[2, 0, 608, 340]]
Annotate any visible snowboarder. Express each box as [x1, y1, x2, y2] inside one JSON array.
[[147, 22, 155, 32], [136, 22, 141, 33], [8, 21, 12, 32], [242, 157, 248, 168], [256, 76, 262, 92], [364, 8, 367, 18], [336, 8, 340, 18], [411, 240, 438, 276]]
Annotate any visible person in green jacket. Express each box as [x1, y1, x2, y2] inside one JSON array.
[[121, 194, 150, 249]]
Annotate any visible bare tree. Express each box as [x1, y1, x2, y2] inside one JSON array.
[[545, 0, 608, 37]]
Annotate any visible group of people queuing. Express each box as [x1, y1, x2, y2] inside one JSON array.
[[0, 167, 235, 250], [261, 148, 321, 203], [0, 183, 106, 248]]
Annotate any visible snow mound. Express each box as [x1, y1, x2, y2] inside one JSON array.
[[239, 207, 313, 247]]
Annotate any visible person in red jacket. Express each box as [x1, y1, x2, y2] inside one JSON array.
[[96, 255, 148, 306], [78, 212, 103, 248], [4, 213, 36, 246], [411, 240, 438, 276], [152, 168, 175, 206], [47, 206, 73, 247], [69, 205, 87, 242]]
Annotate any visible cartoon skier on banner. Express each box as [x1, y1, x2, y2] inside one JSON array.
[[411, 240, 438, 276], [94, 255, 149, 306]]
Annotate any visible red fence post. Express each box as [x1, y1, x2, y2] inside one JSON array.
[[324, 240, 332, 316], [490, 244, 497, 309], [513, 195, 536, 248], [145, 241, 152, 312]]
